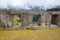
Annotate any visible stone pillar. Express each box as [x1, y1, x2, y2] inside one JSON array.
[[28, 15, 33, 24], [45, 13, 52, 27], [0, 13, 2, 27], [0, 13, 8, 28], [57, 15, 60, 27], [6, 14, 13, 27], [41, 13, 45, 28], [21, 14, 28, 26]]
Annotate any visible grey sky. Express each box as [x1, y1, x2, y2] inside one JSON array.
[[0, 0, 60, 9]]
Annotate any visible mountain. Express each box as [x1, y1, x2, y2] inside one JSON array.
[[0, 3, 45, 11], [47, 5, 60, 11]]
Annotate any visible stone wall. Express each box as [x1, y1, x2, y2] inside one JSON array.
[[57, 15, 60, 27], [0, 10, 60, 29]]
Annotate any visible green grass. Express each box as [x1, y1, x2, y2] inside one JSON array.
[[0, 28, 60, 40]]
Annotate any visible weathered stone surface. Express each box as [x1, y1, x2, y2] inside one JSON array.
[[27, 15, 33, 24], [57, 15, 60, 27], [50, 24, 57, 28], [45, 13, 52, 28], [40, 13, 45, 27], [21, 15, 28, 26], [0, 10, 60, 29], [26, 23, 41, 29]]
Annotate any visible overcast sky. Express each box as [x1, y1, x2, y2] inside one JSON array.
[[0, 0, 60, 9]]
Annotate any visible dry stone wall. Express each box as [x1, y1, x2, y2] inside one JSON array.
[[0, 10, 60, 29]]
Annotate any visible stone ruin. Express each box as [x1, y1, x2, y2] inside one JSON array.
[[0, 10, 60, 29]]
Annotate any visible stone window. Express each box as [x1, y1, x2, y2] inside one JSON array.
[[33, 15, 41, 26]]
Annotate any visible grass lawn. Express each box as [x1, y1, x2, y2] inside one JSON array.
[[0, 28, 60, 40]]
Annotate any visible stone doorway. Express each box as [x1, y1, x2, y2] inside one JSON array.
[[51, 15, 58, 25]]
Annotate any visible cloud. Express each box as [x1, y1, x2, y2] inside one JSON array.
[[0, 0, 60, 9], [0, 0, 9, 8], [10, 0, 25, 6]]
